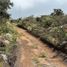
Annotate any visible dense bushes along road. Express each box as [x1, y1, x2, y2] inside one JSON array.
[[16, 13, 67, 54]]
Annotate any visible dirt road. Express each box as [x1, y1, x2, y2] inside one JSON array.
[[14, 27, 67, 67]]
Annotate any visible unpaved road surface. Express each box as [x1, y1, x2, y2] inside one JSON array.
[[14, 27, 67, 67]]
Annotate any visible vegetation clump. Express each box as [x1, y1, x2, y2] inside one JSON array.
[[17, 9, 67, 53]]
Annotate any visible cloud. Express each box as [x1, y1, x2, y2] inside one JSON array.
[[10, 0, 67, 19], [11, 0, 48, 9], [11, 0, 33, 9], [56, 0, 67, 5]]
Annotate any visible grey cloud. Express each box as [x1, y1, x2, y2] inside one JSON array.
[[10, 0, 67, 19]]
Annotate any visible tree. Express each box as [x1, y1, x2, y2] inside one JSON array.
[[51, 9, 64, 16], [0, 0, 13, 19]]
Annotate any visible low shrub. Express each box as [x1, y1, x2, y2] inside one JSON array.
[[17, 15, 67, 53]]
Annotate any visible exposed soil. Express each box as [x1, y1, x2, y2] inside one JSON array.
[[14, 27, 67, 67]]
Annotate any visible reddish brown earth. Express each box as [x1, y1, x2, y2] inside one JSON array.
[[14, 27, 67, 67]]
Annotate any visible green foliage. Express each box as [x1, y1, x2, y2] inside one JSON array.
[[32, 58, 39, 64], [17, 9, 67, 52], [51, 9, 64, 16], [0, 61, 3, 67], [0, 0, 13, 19], [0, 21, 18, 56], [39, 52, 48, 58], [40, 16, 53, 28]]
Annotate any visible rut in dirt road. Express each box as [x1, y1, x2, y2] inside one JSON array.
[[14, 27, 67, 67]]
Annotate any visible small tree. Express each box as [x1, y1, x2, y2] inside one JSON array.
[[51, 9, 64, 16], [0, 0, 13, 19]]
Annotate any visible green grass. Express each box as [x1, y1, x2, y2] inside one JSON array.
[[0, 62, 3, 67], [0, 58, 4, 67], [31, 45, 38, 49], [0, 21, 18, 55], [39, 52, 48, 58], [32, 58, 39, 64]]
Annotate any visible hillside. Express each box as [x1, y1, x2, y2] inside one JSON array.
[[17, 15, 67, 54], [0, 19, 67, 67], [14, 27, 67, 67], [0, 5, 67, 67], [0, 0, 67, 67]]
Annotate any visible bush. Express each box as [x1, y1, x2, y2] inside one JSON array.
[[17, 15, 67, 53], [0, 21, 18, 55]]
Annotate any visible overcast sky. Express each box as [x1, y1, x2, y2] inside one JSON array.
[[10, 0, 67, 19]]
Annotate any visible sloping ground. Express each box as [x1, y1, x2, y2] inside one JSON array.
[[18, 16, 67, 52], [14, 27, 67, 67]]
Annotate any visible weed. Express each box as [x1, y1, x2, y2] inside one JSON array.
[[39, 52, 48, 58], [31, 45, 38, 49]]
